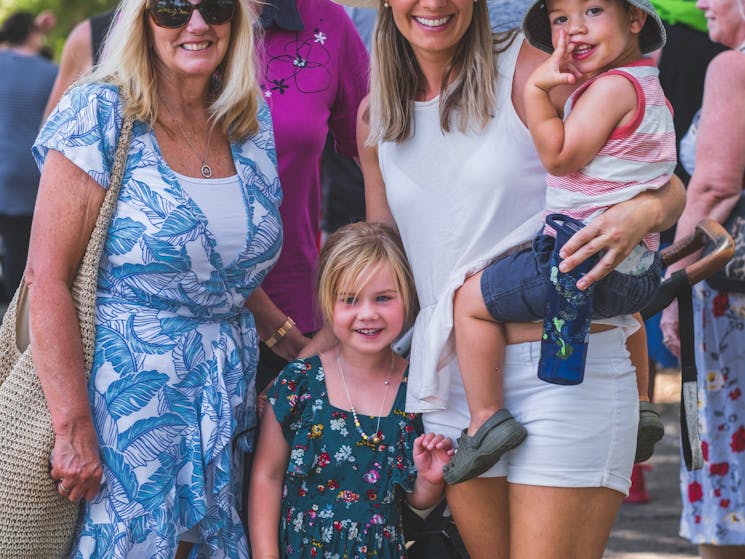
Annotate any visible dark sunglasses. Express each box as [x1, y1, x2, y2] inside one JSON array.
[[147, 0, 236, 29]]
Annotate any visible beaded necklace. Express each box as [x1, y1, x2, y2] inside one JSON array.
[[336, 349, 394, 445]]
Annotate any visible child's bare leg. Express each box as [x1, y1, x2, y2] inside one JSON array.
[[454, 271, 507, 436], [627, 318, 650, 403], [445, 270, 527, 485], [628, 316, 664, 463]]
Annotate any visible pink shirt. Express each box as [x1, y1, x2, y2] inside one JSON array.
[[259, 0, 369, 333]]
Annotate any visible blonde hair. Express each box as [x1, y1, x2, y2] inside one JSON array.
[[87, 0, 262, 142], [316, 222, 417, 327], [368, 1, 516, 144]]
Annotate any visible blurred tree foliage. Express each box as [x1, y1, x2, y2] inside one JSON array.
[[0, 0, 119, 59]]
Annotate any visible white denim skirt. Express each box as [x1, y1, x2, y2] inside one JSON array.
[[423, 327, 638, 494]]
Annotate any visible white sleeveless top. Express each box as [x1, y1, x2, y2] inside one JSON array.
[[379, 36, 544, 412], [175, 171, 249, 265], [379, 36, 637, 412]]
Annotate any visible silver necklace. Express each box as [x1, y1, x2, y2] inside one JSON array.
[[160, 98, 214, 178], [336, 349, 394, 445]]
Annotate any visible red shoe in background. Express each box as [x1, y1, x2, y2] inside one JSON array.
[[624, 463, 651, 504]]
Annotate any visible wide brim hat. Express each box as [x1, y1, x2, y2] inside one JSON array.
[[522, 0, 666, 55], [330, 0, 379, 7]]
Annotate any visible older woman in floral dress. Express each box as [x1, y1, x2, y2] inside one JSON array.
[[27, 0, 281, 556], [661, 0, 745, 557]]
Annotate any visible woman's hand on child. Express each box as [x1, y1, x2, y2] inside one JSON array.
[[297, 325, 337, 359], [413, 433, 455, 486], [256, 384, 273, 420], [272, 329, 312, 362], [528, 30, 582, 92], [558, 177, 685, 289], [558, 198, 654, 289]]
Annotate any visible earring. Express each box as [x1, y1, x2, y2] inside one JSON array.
[[383, 1, 389, 7]]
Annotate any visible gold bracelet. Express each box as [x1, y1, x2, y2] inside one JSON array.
[[265, 317, 295, 348]]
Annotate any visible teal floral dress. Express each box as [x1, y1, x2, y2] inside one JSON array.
[[267, 356, 421, 559]]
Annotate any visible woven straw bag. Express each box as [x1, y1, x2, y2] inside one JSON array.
[[0, 111, 133, 559]]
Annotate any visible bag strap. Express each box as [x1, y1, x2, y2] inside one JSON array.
[[677, 284, 703, 471], [3, 97, 134, 383], [71, 105, 134, 377], [77, 111, 134, 278]]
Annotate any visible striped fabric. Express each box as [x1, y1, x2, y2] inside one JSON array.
[[544, 60, 676, 250]]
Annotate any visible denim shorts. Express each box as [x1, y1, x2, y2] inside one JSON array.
[[480, 233, 663, 321]]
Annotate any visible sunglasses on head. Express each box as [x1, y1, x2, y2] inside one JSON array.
[[147, 0, 236, 29]]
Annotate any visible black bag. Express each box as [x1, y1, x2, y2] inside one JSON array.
[[704, 192, 745, 293], [403, 500, 470, 559]]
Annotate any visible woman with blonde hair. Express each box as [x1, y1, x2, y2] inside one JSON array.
[[329, 0, 687, 557], [27, 0, 281, 556]]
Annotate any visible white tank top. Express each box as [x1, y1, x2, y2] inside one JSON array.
[[175, 172, 248, 265]]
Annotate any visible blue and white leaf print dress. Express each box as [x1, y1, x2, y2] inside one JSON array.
[[33, 83, 282, 559]]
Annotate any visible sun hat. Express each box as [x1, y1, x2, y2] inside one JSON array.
[[330, 0, 379, 7], [522, 0, 667, 55]]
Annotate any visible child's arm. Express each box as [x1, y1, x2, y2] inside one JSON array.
[[407, 433, 454, 510], [524, 30, 639, 176], [248, 407, 291, 559]]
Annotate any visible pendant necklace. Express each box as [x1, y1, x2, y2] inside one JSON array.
[[336, 349, 394, 445], [159, 98, 214, 178]]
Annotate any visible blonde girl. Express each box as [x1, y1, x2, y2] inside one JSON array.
[[248, 222, 453, 559]]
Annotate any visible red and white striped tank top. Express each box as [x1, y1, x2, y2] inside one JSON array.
[[544, 59, 676, 251]]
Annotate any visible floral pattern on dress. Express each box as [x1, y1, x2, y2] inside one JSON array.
[[33, 82, 282, 558], [268, 356, 420, 559], [679, 286, 745, 545], [260, 21, 332, 99]]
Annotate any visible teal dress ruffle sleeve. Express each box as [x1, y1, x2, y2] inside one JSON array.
[[267, 356, 420, 559]]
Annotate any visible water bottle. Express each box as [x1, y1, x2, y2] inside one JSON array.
[[537, 213, 598, 385]]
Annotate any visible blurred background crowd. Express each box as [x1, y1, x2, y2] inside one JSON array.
[[0, 1, 742, 557]]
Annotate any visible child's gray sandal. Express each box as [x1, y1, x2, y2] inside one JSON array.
[[443, 408, 527, 485]]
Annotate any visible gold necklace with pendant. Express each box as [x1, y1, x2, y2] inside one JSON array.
[[159, 98, 214, 178]]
